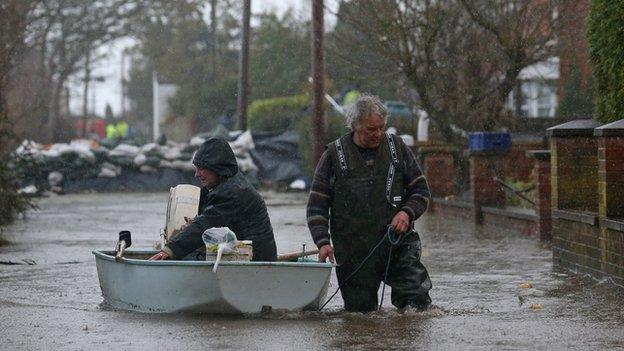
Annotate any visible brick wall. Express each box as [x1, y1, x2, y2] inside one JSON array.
[[527, 150, 552, 240], [470, 154, 506, 208], [482, 207, 537, 236], [598, 136, 624, 218], [420, 146, 458, 198], [431, 199, 472, 220], [549, 119, 624, 286], [550, 136, 598, 212], [431, 198, 537, 237], [552, 215, 624, 286], [602, 224, 624, 283], [552, 214, 603, 277], [499, 142, 543, 182]]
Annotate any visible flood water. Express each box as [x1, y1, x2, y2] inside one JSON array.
[[1, 192, 623, 350]]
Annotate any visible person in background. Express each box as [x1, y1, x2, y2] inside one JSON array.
[[106, 122, 120, 140], [150, 138, 277, 262], [307, 94, 432, 313], [342, 85, 361, 107], [116, 120, 129, 139]]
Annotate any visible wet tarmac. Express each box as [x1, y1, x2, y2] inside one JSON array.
[[1, 192, 623, 350]]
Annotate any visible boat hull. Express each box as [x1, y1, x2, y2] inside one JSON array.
[[93, 249, 332, 314]]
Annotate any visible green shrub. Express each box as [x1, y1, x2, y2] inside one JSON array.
[[296, 110, 348, 176], [0, 164, 33, 226], [0, 112, 34, 226], [248, 94, 309, 132], [588, 0, 624, 123]]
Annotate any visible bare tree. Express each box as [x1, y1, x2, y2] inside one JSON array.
[[1, 1, 38, 119], [0, 0, 41, 225], [24, 0, 143, 141], [334, 0, 556, 143]]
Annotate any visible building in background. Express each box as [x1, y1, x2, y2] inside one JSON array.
[[506, 57, 559, 119], [506, 0, 591, 125]]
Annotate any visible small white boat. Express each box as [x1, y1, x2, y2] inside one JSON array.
[[93, 249, 332, 314]]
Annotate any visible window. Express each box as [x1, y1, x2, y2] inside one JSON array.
[[506, 80, 557, 118]]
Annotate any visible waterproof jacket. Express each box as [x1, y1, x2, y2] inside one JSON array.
[[164, 138, 277, 261]]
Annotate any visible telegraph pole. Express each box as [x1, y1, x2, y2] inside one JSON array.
[[82, 48, 91, 137], [120, 49, 126, 120], [236, 0, 251, 130], [210, 0, 218, 80], [311, 0, 325, 168]]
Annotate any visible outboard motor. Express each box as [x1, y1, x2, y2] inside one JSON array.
[[115, 230, 132, 262]]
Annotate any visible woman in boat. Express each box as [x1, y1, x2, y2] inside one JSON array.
[[149, 138, 277, 261]]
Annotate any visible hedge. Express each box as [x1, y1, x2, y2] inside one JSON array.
[[588, 0, 624, 123], [248, 94, 309, 132]]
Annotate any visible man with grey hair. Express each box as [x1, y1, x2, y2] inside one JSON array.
[[344, 93, 388, 130], [307, 94, 432, 313]]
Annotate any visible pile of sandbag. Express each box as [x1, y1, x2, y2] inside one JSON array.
[[12, 131, 259, 191], [228, 130, 258, 174]]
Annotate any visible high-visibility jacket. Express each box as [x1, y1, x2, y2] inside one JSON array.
[[116, 121, 128, 138], [106, 124, 119, 139]]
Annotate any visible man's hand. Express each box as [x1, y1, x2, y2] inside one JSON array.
[[149, 251, 170, 260], [318, 244, 335, 264], [390, 210, 411, 234]]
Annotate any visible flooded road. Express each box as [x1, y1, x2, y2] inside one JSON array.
[[1, 192, 623, 350]]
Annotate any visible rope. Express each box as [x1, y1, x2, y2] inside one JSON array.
[[378, 228, 403, 310], [319, 225, 408, 311]]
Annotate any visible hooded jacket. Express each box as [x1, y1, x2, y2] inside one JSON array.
[[164, 138, 277, 261]]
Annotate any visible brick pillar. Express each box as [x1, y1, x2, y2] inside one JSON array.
[[595, 120, 624, 219], [419, 146, 457, 198], [470, 152, 506, 224], [527, 150, 552, 241], [547, 119, 601, 212], [548, 119, 601, 278]]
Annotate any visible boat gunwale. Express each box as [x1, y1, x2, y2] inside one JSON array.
[[92, 249, 333, 268]]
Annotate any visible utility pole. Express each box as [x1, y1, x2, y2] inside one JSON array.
[[82, 48, 91, 137], [311, 0, 325, 168], [152, 71, 159, 141], [210, 0, 218, 80], [120, 49, 125, 120], [236, 0, 251, 130]]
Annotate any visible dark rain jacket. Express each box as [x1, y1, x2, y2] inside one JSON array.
[[164, 138, 277, 261]]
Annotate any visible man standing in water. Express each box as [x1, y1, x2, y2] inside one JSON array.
[[150, 138, 277, 262], [307, 94, 432, 313]]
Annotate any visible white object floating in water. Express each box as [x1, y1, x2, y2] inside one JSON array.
[[48, 171, 64, 186], [18, 184, 38, 194], [289, 179, 307, 190]]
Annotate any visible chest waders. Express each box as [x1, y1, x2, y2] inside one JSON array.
[[328, 133, 432, 312]]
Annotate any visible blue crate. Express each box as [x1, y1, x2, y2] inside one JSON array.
[[468, 132, 511, 152]]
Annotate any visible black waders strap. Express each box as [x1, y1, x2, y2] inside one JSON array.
[[385, 163, 396, 206], [385, 134, 400, 207], [335, 139, 348, 174], [386, 133, 399, 166], [335, 134, 400, 204]]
